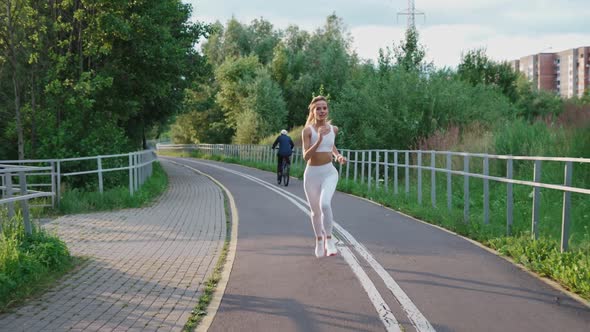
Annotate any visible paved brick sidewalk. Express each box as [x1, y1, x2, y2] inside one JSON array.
[[0, 160, 226, 331]]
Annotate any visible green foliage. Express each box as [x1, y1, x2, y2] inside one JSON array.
[[58, 162, 168, 214], [458, 48, 519, 102], [0, 0, 210, 161], [514, 75, 563, 121], [215, 55, 261, 128], [233, 109, 260, 144], [332, 64, 514, 150], [258, 125, 305, 146], [488, 236, 590, 299], [171, 112, 200, 144], [245, 68, 287, 138], [0, 212, 73, 311], [392, 27, 430, 72], [494, 119, 567, 156]]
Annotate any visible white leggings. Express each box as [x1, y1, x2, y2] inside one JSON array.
[[304, 163, 339, 238]]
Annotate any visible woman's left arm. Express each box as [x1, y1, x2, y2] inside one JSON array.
[[332, 126, 347, 164]]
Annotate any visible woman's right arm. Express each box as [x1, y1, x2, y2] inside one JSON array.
[[302, 126, 322, 162]]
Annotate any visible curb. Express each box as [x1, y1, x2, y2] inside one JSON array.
[[165, 159, 240, 331]]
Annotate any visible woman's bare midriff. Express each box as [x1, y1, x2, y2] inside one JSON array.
[[307, 152, 333, 166]]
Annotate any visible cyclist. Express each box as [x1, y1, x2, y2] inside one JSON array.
[[272, 129, 295, 184]]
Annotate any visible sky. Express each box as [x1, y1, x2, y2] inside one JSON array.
[[184, 0, 590, 68]]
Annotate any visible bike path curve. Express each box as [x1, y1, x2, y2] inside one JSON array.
[[168, 157, 590, 332]]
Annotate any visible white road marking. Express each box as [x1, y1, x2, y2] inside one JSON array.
[[182, 158, 437, 332], [177, 158, 402, 332]]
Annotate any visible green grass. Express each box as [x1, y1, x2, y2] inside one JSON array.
[[337, 177, 590, 299], [183, 188, 232, 331], [160, 148, 590, 302], [57, 162, 168, 214], [0, 211, 75, 312]]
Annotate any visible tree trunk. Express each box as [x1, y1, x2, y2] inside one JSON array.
[[13, 71, 24, 160], [142, 120, 147, 150], [31, 71, 36, 158], [6, 0, 24, 159]]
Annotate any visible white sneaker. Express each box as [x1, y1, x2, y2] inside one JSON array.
[[325, 237, 338, 256], [315, 239, 325, 258]]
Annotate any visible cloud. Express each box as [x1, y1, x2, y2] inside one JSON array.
[[186, 0, 590, 68], [350, 24, 590, 68]]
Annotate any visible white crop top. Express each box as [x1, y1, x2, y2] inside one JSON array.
[[309, 125, 335, 153]]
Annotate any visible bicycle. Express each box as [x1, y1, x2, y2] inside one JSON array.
[[280, 155, 290, 187], [274, 148, 291, 187]]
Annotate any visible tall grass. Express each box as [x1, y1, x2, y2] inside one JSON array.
[[58, 161, 168, 214], [257, 125, 305, 147], [0, 210, 73, 311]]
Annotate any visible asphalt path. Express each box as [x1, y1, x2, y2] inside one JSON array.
[[166, 157, 590, 332]]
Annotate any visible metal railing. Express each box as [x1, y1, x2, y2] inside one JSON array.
[[0, 150, 158, 208], [158, 143, 589, 252], [1, 165, 54, 235]]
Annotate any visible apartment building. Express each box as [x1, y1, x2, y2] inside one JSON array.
[[513, 46, 590, 98]]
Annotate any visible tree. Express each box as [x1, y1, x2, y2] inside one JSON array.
[[392, 27, 429, 72], [245, 67, 287, 137], [0, 0, 210, 160], [221, 18, 251, 59], [0, 0, 38, 159], [457, 48, 519, 102], [247, 18, 280, 65], [215, 55, 261, 128]]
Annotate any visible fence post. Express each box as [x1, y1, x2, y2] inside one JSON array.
[[354, 151, 358, 182], [97, 156, 104, 194], [384, 151, 389, 193], [361, 151, 366, 184], [368, 151, 372, 191], [129, 153, 134, 196], [506, 159, 513, 235], [346, 150, 351, 181], [5, 174, 15, 219], [394, 151, 398, 195], [405, 151, 409, 196], [18, 171, 32, 236], [140, 152, 145, 185], [134, 153, 139, 191], [149, 151, 154, 176], [446, 152, 452, 211], [375, 150, 381, 189], [56, 161, 61, 207], [417, 151, 422, 205], [338, 150, 343, 175], [50, 161, 56, 208], [483, 156, 489, 224], [375, 151, 380, 190], [561, 161, 573, 252], [464, 155, 470, 223], [532, 160, 542, 240], [431, 151, 436, 208], [143, 152, 147, 185]]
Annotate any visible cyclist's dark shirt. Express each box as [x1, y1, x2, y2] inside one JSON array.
[[272, 134, 294, 156]]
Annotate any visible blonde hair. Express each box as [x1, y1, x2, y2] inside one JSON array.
[[306, 95, 330, 126]]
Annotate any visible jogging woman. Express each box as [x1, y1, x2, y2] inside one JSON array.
[[301, 95, 347, 258]]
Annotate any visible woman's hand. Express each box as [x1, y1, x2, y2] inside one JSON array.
[[317, 125, 330, 142], [335, 154, 347, 165]]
